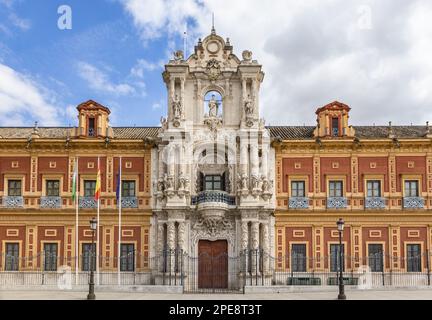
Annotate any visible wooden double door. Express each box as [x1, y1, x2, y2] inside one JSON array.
[[198, 240, 228, 289]]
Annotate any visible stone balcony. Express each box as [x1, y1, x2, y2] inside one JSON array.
[[40, 196, 62, 208], [2, 196, 24, 208], [288, 197, 309, 209], [403, 197, 424, 209], [326, 197, 347, 209], [79, 197, 97, 209], [365, 197, 386, 209], [191, 191, 236, 206], [118, 197, 138, 208]]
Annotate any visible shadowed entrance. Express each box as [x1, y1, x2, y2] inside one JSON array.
[[198, 240, 228, 289]]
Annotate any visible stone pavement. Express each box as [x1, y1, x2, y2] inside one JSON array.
[[0, 289, 432, 300]]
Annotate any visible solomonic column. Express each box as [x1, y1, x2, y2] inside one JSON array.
[[261, 223, 270, 274], [251, 221, 260, 274], [241, 221, 249, 273], [167, 221, 176, 272], [157, 223, 165, 272]]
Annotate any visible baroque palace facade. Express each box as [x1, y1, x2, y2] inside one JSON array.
[[0, 29, 431, 286]]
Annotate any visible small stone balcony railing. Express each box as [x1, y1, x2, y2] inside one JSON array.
[[403, 197, 425, 209], [40, 196, 62, 209], [365, 197, 386, 209], [326, 197, 347, 209], [79, 197, 97, 209], [191, 191, 236, 206], [2, 196, 24, 208], [288, 197, 309, 209], [118, 197, 138, 208]]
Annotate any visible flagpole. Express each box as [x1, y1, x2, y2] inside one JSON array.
[[75, 157, 79, 286], [117, 157, 122, 286], [96, 156, 100, 286]]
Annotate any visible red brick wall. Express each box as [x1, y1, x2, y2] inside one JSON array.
[[113, 157, 145, 193], [320, 157, 351, 192], [282, 158, 313, 193], [395, 156, 427, 192], [37, 157, 69, 192], [0, 157, 31, 192], [358, 157, 389, 192]]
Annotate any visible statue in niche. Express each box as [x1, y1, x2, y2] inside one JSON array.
[[244, 94, 254, 116], [172, 94, 182, 119], [261, 177, 270, 193], [208, 94, 219, 117], [164, 173, 174, 190], [241, 173, 249, 190]]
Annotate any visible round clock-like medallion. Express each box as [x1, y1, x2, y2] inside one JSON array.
[[207, 41, 219, 54]]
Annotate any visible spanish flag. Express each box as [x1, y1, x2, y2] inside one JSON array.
[[94, 158, 101, 201]]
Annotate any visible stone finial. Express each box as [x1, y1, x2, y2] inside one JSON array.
[[425, 121, 432, 138], [173, 50, 184, 61], [388, 121, 395, 139]]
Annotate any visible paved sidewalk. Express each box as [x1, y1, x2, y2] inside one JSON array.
[[1, 289, 432, 300]]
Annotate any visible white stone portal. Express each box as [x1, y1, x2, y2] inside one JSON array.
[[151, 29, 275, 286]]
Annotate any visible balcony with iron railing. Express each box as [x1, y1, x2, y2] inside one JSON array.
[[191, 191, 236, 206], [288, 197, 309, 209], [326, 197, 347, 209], [40, 196, 62, 209], [403, 197, 424, 209], [365, 197, 386, 209], [2, 196, 24, 208]]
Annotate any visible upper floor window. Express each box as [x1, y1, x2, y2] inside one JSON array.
[[84, 180, 96, 197], [332, 117, 339, 136], [367, 180, 381, 197], [405, 180, 419, 197], [122, 180, 136, 197], [329, 181, 343, 197], [46, 180, 60, 197], [8, 180, 21, 196], [205, 175, 222, 191], [88, 117, 95, 136], [291, 181, 305, 197]]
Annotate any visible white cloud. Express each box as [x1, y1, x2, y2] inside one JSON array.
[[77, 61, 136, 96], [8, 13, 30, 31], [0, 63, 61, 126], [130, 58, 160, 78], [122, 0, 432, 125]]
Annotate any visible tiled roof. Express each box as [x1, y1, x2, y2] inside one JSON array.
[[0, 127, 160, 139], [267, 126, 430, 140]]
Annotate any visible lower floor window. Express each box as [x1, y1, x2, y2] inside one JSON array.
[[5, 243, 19, 271], [291, 244, 306, 272], [407, 244, 421, 272], [120, 244, 135, 272], [330, 244, 345, 272], [368, 244, 383, 272], [44, 243, 58, 271], [82, 243, 96, 271]]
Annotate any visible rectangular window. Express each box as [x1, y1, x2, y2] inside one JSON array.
[[407, 244, 421, 272], [8, 180, 21, 196], [84, 180, 96, 197], [291, 244, 307, 272], [368, 244, 383, 272], [330, 244, 345, 272], [88, 118, 95, 136], [404, 180, 419, 197], [291, 181, 305, 197], [5, 243, 19, 271], [46, 180, 60, 197], [82, 243, 96, 272], [332, 117, 339, 136], [205, 175, 222, 191], [329, 181, 343, 197], [44, 243, 58, 271], [120, 244, 135, 272], [367, 180, 381, 197], [122, 180, 136, 197]]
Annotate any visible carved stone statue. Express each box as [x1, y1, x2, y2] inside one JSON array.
[[164, 173, 174, 190], [251, 175, 260, 190], [172, 94, 182, 119], [173, 50, 184, 61], [157, 178, 165, 192], [262, 177, 270, 193], [241, 173, 249, 190], [244, 94, 254, 115], [160, 116, 168, 129], [178, 172, 186, 190], [208, 94, 219, 117]]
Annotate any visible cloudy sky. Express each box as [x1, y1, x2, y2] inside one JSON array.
[[0, 0, 431, 127]]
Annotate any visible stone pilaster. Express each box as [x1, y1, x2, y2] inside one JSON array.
[[251, 221, 260, 273]]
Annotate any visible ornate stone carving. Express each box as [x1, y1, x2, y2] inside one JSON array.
[[173, 50, 184, 61], [242, 50, 252, 62], [208, 94, 219, 118], [241, 221, 249, 251], [193, 214, 233, 238], [205, 58, 221, 81]]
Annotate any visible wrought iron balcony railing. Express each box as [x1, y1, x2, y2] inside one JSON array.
[[288, 197, 309, 209], [79, 197, 97, 209], [118, 197, 138, 208], [40, 196, 62, 208], [2, 196, 24, 208], [403, 197, 424, 209], [327, 197, 347, 209], [191, 191, 236, 206], [365, 197, 386, 209]]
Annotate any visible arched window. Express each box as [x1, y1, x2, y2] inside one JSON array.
[[204, 91, 222, 118]]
